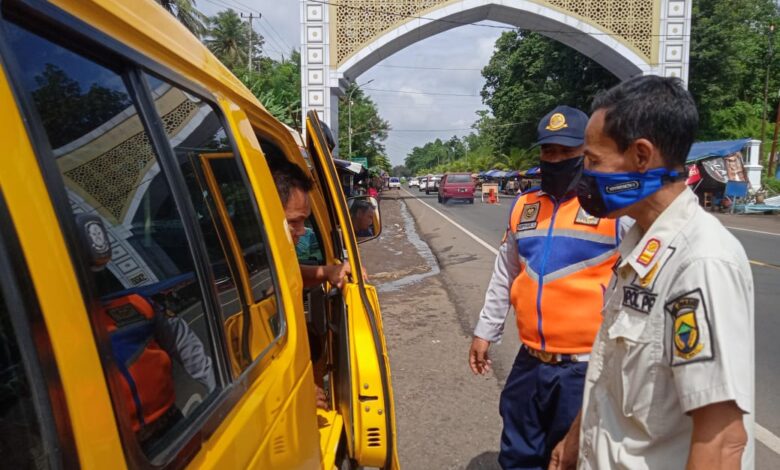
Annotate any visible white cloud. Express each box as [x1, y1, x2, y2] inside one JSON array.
[[197, 2, 504, 166]]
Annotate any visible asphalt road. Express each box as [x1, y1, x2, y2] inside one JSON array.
[[397, 185, 780, 468]]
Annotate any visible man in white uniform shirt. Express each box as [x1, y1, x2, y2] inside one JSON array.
[[549, 75, 754, 470]]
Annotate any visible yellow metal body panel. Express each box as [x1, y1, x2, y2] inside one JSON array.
[[317, 409, 344, 470], [306, 114, 400, 468]]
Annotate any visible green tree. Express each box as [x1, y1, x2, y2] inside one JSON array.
[[481, 31, 619, 154], [156, 0, 208, 38], [206, 10, 263, 70], [392, 165, 412, 177], [338, 84, 391, 169], [688, 0, 780, 145], [32, 64, 130, 148], [237, 51, 302, 128]]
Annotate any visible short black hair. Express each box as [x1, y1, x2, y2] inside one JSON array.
[[349, 200, 373, 218], [269, 159, 314, 206], [591, 75, 698, 168]]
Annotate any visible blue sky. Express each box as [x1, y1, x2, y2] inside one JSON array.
[[198, 1, 503, 166]]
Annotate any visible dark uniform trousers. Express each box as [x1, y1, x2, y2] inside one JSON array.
[[498, 347, 587, 470]]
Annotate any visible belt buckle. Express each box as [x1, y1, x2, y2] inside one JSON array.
[[536, 350, 557, 363]]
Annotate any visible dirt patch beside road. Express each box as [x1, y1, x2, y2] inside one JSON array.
[[360, 192, 503, 470]]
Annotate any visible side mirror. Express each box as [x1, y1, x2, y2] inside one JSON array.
[[347, 196, 381, 244]]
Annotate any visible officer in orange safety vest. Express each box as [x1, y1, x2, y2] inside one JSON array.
[[468, 105, 629, 469], [101, 292, 215, 451]]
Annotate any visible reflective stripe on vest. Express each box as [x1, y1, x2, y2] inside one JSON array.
[[102, 294, 175, 432], [509, 191, 618, 353]]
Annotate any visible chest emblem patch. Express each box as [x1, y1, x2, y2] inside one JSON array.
[[516, 202, 540, 231], [637, 238, 661, 266], [666, 289, 713, 366]]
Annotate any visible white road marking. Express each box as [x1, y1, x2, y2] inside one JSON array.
[[404, 188, 780, 456], [757, 423, 780, 455], [749, 259, 780, 271], [402, 188, 498, 256], [725, 226, 780, 237]]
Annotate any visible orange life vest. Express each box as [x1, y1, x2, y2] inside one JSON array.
[[100, 294, 175, 432], [508, 190, 619, 353]]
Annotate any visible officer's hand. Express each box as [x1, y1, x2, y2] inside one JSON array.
[[468, 336, 492, 375], [548, 427, 578, 470], [315, 385, 329, 410], [325, 262, 351, 288]]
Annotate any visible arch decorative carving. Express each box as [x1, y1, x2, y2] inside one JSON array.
[[300, 0, 690, 141]]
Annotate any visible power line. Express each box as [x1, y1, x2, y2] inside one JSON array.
[[255, 21, 288, 57], [375, 63, 484, 72], [308, 0, 692, 39], [220, 0, 261, 15], [364, 87, 481, 97], [201, 0, 250, 15], [262, 15, 296, 53]]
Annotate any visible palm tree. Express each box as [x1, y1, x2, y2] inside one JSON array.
[[156, 0, 208, 38], [206, 10, 263, 71]]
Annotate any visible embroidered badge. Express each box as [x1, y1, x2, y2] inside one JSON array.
[[666, 289, 713, 366], [106, 303, 146, 328], [574, 207, 600, 226], [521, 202, 540, 222], [637, 238, 661, 266], [622, 286, 657, 314], [545, 113, 568, 131], [516, 202, 540, 231]]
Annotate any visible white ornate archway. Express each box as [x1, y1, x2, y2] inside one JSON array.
[[300, 0, 691, 143]]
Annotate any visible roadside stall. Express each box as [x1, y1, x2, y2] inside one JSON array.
[[503, 170, 521, 194], [334, 158, 367, 197], [517, 166, 541, 192], [686, 139, 749, 210]]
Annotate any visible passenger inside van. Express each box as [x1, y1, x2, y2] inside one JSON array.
[[269, 158, 351, 410]]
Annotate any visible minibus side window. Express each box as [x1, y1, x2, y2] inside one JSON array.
[[0, 280, 46, 467], [143, 74, 283, 376], [3, 22, 220, 459]]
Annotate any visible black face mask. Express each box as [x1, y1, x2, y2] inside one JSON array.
[[575, 171, 609, 218], [540, 156, 584, 200]]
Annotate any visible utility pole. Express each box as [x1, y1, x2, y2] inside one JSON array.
[[761, 24, 775, 161], [769, 94, 780, 178], [347, 79, 374, 159], [240, 13, 260, 71]]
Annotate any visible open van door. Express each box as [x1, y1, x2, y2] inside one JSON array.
[[305, 111, 399, 469]]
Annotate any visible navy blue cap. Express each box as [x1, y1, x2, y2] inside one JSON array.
[[534, 105, 588, 148]]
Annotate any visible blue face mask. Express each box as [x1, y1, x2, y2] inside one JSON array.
[[576, 167, 682, 218]]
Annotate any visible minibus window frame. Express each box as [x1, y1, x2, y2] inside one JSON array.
[[0, 2, 289, 466], [0, 191, 77, 468], [134, 71, 289, 390]]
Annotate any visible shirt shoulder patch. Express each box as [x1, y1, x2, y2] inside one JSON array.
[[665, 288, 714, 366], [637, 238, 661, 266], [631, 247, 676, 291]]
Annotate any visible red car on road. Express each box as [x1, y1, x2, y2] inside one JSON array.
[[438, 173, 475, 204]]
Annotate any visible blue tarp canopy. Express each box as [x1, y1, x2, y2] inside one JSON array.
[[484, 169, 500, 177], [525, 166, 541, 176], [505, 170, 521, 178], [478, 170, 489, 177], [686, 139, 750, 163]]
